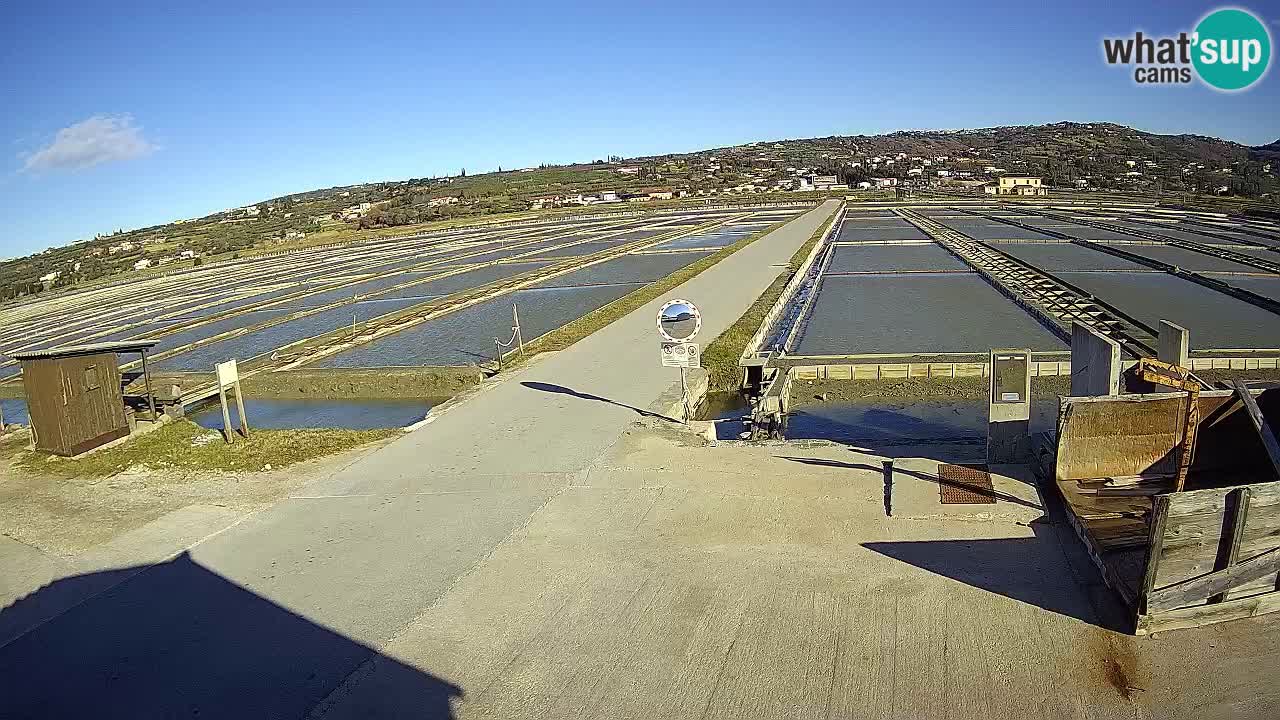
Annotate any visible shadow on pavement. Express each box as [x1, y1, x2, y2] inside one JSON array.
[[522, 381, 677, 422], [863, 518, 1126, 632], [780, 455, 1042, 510], [0, 552, 462, 719]]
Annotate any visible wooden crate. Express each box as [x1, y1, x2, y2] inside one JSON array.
[[1051, 388, 1280, 633]]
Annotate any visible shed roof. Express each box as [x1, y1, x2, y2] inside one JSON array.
[[10, 340, 159, 361]]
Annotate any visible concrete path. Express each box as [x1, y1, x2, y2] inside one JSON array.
[[313, 435, 1280, 720], [0, 201, 840, 718]]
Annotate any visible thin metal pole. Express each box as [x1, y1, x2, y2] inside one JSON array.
[[680, 367, 690, 422], [883, 460, 894, 517], [234, 379, 250, 438], [140, 349, 157, 421], [495, 339, 503, 372], [219, 385, 234, 444], [513, 303, 524, 357]]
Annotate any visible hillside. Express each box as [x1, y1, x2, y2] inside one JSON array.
[[3, 121, 1277, 303], [1250, 139, 1280, 164]]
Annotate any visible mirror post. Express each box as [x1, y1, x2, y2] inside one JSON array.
[[680, 363, 691, 420]]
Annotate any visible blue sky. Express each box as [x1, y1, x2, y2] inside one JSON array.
[[2, 0, 1277, 257]]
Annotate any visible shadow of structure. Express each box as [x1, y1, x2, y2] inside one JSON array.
[[780, 456, 1042, 510], [521, 381, 676, 422], [0, 552, 462, 719], [786, 405, 988, 462], [862, 517, 1128, 632]]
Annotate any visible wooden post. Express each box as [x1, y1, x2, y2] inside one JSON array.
[[1210, 487, 1252, 604], [1174, 388, 1199, 493], [1139, 494, 1171, 615], [140, 349, 158, 421], [1230, 380, 1280, 480], [233, 379, 250, 438], [218, 384, 234, 444], [883, 460, 894, 517]]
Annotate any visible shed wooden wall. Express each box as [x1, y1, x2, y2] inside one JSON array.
[[22, 352, 128, 456]]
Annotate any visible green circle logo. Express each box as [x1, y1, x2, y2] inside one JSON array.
[[1193, 8, 1271, 91]]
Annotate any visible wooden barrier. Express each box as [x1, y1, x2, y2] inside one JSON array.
[[1138, 482, 1280, 632], [1049, 388, 1280, 633]]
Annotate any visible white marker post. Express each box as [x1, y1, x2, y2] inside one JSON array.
[[657, 299, 703, 422], [215, 359, 250, 443]]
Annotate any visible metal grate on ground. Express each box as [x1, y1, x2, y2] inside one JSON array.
[[937, 463, 997, 504]]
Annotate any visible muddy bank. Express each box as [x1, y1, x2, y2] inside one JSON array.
[[1195, 368, 1280, 387], [789, 367, 1280, 408], [790, 375, 1071, 407]]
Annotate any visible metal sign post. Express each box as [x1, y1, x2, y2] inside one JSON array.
[[658, 299, 703, 422], [215, 359, 250, 443], [513, 303, 525, 357], [494, 302, 525, 371]]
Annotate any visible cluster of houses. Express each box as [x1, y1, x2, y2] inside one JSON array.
[[340, 202, 374, 221], [131, 249, 198, 271], [89, 235, 202, 274], [529, 189, 676, 209]]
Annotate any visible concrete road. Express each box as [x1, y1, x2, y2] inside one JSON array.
[[0, 201, 841, 718]]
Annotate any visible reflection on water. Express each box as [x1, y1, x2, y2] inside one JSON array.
[[787, 399, 1056, 443], [697, 393, 1056, 445], [1, 397, 28, 426], [190, 398, 435, 430], [317, 282, 647, 368]]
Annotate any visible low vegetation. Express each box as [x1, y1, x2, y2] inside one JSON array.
[[15, 420, 397, 477], [701, 211, 838, 391]]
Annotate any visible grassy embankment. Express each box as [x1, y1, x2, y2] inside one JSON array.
[[699, 210, 838, 391], [14, 420, 396, 478]]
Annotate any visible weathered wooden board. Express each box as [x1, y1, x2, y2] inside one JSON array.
[[1055, 390, 1260, 484], [1138, 589, 1280, 635], [1056, 393, 1190, 483], [1148, 546, 1280, 612], [1150, 480, 1280, 612]]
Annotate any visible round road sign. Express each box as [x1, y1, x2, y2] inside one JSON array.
[[657, 298, 701, 343]]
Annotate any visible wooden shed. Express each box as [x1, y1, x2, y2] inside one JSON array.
[[11, 341, 158, 457]]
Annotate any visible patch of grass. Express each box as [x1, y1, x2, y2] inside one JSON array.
[[516, 216, 798, 358], [701, 210, 839, 391], [16, 420, 397, 478]]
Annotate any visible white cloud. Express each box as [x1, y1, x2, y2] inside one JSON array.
[[21, 114, 155, 172]]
